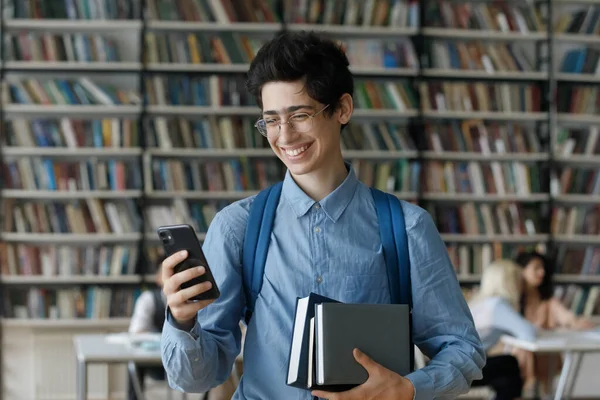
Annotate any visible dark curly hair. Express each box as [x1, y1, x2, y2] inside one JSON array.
[[514, 250, 554, 300], [245, 30, 354, 129]]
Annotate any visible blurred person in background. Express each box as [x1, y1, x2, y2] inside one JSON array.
[[513, 250, 596, 394], [469, 259, 537, 400]]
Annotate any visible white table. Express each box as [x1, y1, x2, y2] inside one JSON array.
[[501, 330, 600, 400], [73, 333, 164, 400]]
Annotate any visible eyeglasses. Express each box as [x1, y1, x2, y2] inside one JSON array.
[[254, 104, 330, 137]]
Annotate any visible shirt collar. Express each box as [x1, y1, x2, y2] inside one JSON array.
[[282, 162, 359, 223]]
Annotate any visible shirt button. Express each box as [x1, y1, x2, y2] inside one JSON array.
[[316, 276, 323, 284], [315, 204, 321, 209], [314, 227, 321, 233], [193, 358, 199, 362]]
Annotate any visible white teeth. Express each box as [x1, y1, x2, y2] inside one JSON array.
[[284, 145, 308, 156]]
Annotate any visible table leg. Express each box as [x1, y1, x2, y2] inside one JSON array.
[[76, 359, 87, 400], [128, 361, 146, 400], [565, 353, 584, 398], [554, 351, 574, 400]]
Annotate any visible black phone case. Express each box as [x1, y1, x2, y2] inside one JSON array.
[[157, 224, 220, 301]]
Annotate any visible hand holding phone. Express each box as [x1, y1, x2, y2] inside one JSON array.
[[158, 224, 220, 328]]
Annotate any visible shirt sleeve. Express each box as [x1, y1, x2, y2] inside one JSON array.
[[492, 299, 537, 342], [128, 291, 156, 334], [403, 209, 486, 400], [160, 208, 246, 394]]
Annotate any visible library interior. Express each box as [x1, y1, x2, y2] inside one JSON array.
[[1, 0, 600, 399]]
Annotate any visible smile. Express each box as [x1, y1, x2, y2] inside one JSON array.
[[281, 143, 313, 157]]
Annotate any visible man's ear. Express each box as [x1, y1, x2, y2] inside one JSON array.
[[337, 93, 353, 125]]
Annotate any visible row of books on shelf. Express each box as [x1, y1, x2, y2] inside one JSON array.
[[5, 118, 140, 148], [5, 32, 121, 64], [2, 287, 139, 320], [7, 117, 600, 157], [426, 121, 542, 154], [5, 77, 554, 113], [552, 206, 600, 236], [3, 197, 599, 237], [7, 30, 600, 79], [424, 160, 542, 196], [7, 157, 600, 197], [425, 41, 534, 73], [425, 1, 543, 33], [552, 167, 600, 196], [3, 198, 141, 235], [559, 86, 600, 115], [0, 244, 138, 277], [9, 0, 135, 20], [5, 0, 600, 38], [556, 285, 600, 317], [2, 158, 142, 191], [420, 82, 541, 114]]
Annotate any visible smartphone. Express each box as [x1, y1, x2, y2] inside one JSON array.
[[157, 224, 220, 302]]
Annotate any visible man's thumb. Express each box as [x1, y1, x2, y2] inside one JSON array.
[[353, 348, 376, 371]]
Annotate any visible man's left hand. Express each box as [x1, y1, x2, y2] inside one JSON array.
[[311, 348, 415, 400]]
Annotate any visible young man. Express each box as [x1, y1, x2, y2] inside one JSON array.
[[160, 31, 485, 400]]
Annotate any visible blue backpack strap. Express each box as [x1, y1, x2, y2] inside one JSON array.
[[371, 188, 414, 371], [242, 182, 283, 324], [369, 188, 412, 309]]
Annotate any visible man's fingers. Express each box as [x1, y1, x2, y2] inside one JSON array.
[[164, 265, 206, 295], [174, 281, 213, 304], [161, 250, 188, 282]]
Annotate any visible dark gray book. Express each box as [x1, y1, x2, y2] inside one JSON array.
[[314, 303, 411, 386]]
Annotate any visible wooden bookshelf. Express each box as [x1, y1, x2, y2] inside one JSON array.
[[1, 0, 599, 325]]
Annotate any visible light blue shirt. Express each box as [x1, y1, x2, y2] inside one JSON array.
[[470, 296, 537, 352], [161, 164, 485, 400]]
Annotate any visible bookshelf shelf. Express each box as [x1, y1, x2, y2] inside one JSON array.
[[553, 195, 600, 204], [557, 114, 600, 125], [2, 148, 143, 158], [553, 235, 600, 245], [556, 73, 600, 84], [422, 69, 549, 81], [0, 275, 141, 285], [554, 155, 600, 166], [422, 193, 551, 202], [3, 105, 142, 117], [286, 24, 418, 37], [146, 105, 259, 117], [146, 21, 283, 33], [146, 63, 248, 73], [4, 61, 143, 72], [2, 190, 143, 200], [554, 33, 600, 44], [440, 234, 550, 243], [1, 233, 143, 244], [0, 318, 131, 329], [4, 19, 142, 31], [422, 28, 547, 41], [422, 111, 547, 121], [421, 151, 550, 162]]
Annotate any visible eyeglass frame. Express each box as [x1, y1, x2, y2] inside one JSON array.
[[254, 104, 330, 137]]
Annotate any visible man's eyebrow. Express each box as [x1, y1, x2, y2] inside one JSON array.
[[263, 105, 314, 116]]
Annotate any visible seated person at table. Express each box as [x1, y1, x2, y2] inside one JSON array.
[[127, 262, 167, 400], [513, 250, 596, 394], [469, 259, 538, 400]]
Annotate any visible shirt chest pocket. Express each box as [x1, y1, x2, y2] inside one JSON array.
[[342, 274, 391, 304]]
